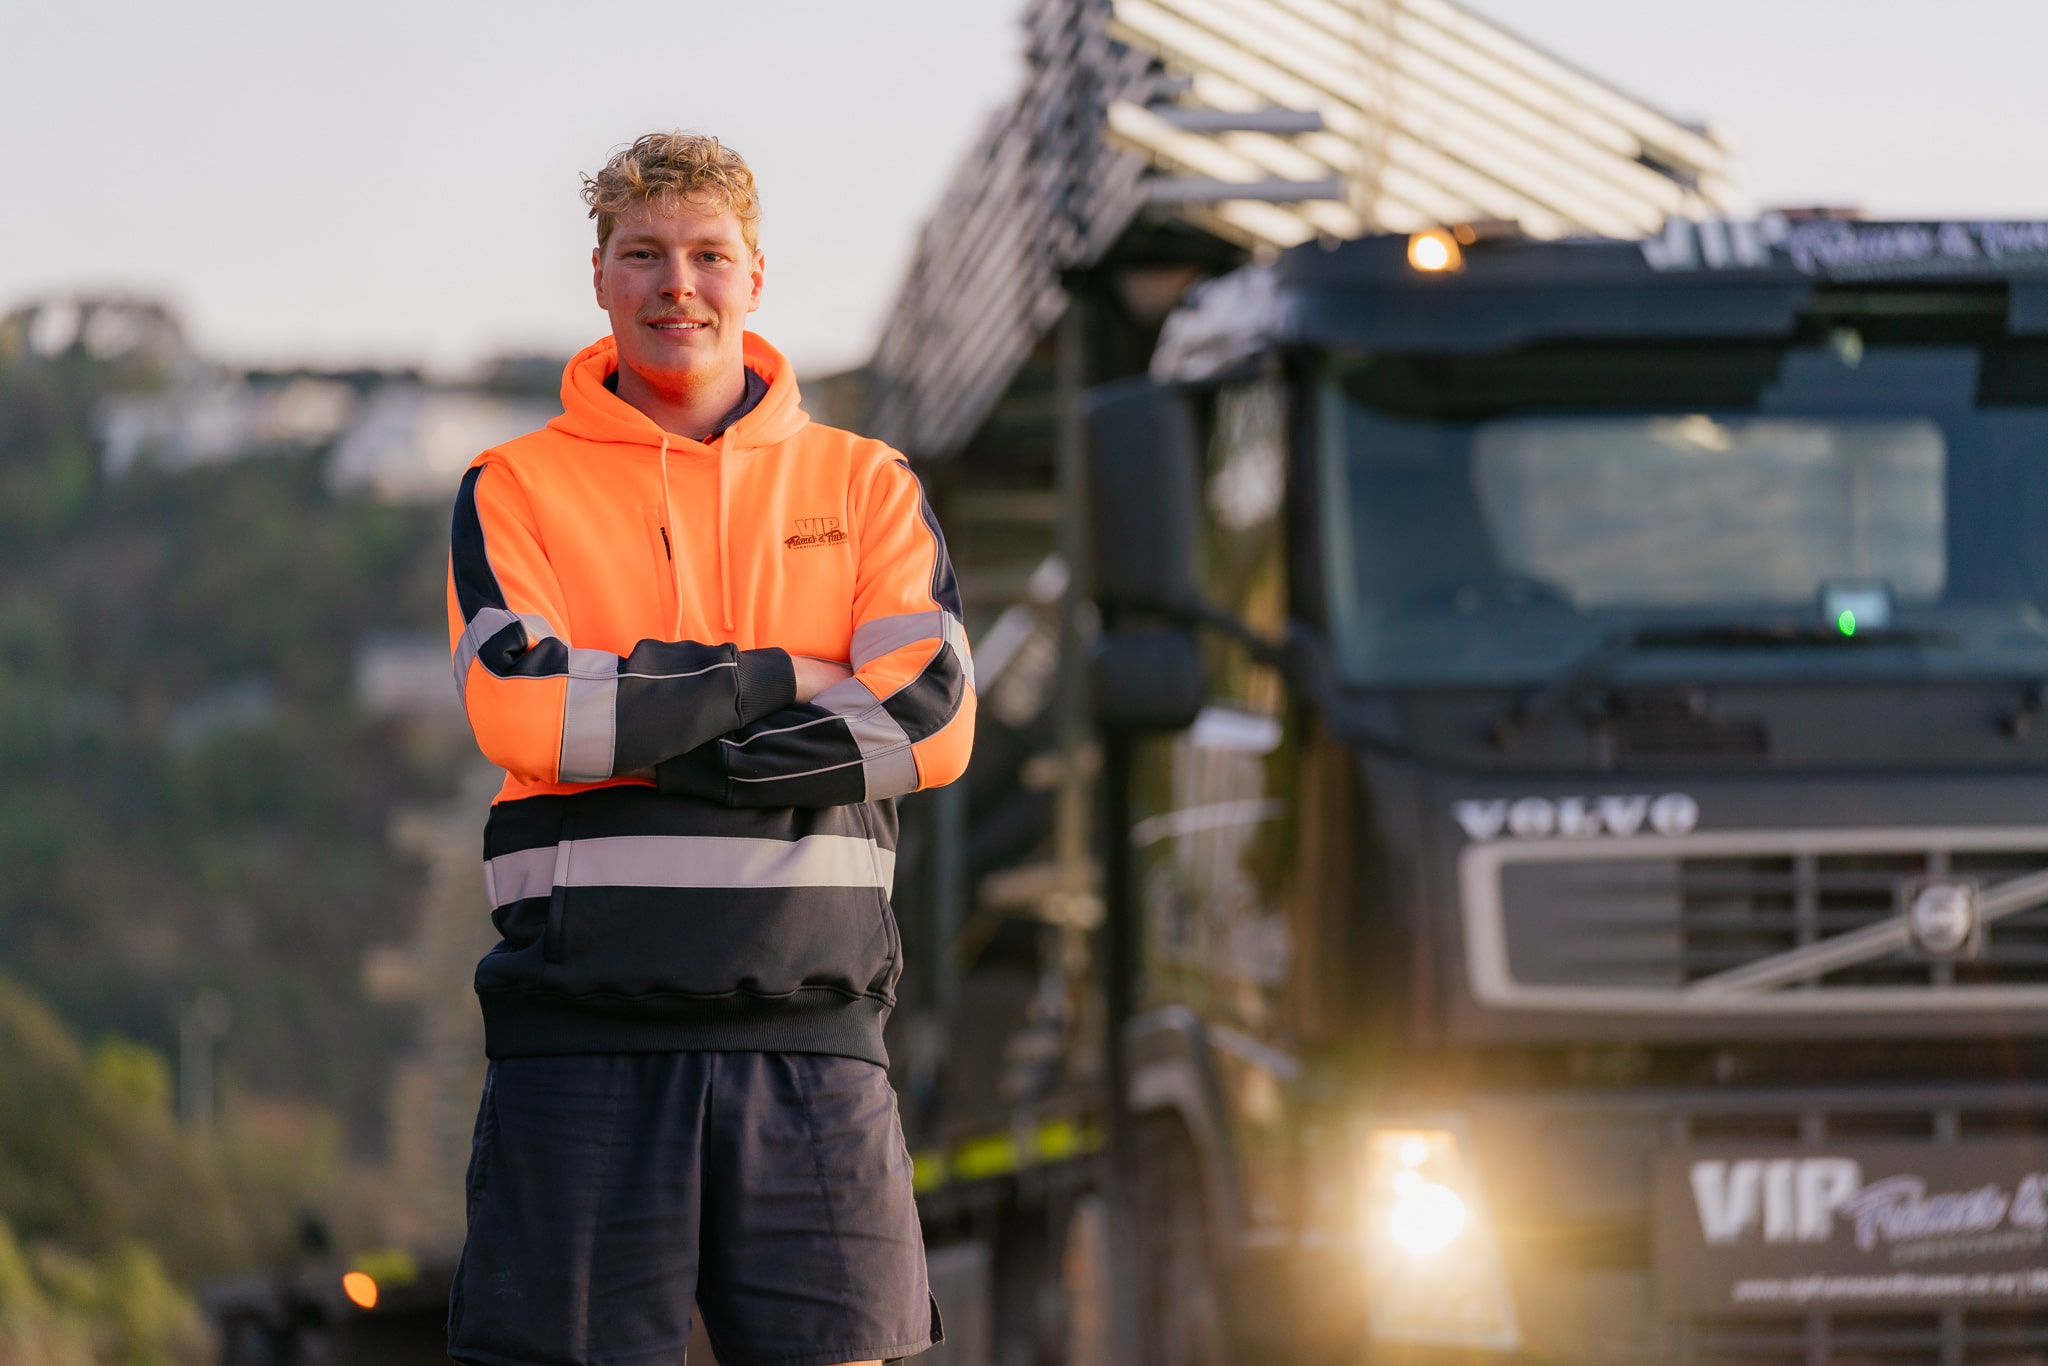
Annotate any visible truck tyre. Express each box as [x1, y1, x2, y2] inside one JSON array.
[[1136, 1117, 1229, 1366]]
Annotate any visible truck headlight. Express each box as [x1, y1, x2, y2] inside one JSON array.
[[1360, 1126, 1521, 1350], [1388, 1173, 1466, 1254]]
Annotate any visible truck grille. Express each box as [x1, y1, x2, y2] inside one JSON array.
[[1683, 1309, 2048, 1366], [1675, 850, 2048, 987], [1461, 827, 2048, 1014]]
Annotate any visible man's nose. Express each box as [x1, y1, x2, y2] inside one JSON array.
[[659, 262, 697, 300]]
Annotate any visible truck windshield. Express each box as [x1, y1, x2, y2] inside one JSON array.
[[1320, 341, 2048, 686]]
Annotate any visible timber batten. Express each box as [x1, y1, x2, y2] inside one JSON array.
[[864, 0, 1737, 465]]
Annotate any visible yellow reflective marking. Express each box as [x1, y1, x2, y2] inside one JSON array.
[[1034, 1118, 1086, 1161], [914, 1120, 1104, 1195], [347, 1247, 419, 1287], [951, 1133, 1021, 1181], [911, 1150, 949, 1194]]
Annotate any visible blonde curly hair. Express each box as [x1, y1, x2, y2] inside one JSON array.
[[582, 131, 761, 252]]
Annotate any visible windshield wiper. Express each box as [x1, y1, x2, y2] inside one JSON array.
[[1489, 621, 1947, 749]]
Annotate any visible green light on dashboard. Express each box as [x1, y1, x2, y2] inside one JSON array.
[[1837, 609, 1857, 637]]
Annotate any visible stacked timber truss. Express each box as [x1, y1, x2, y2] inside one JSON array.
[[865, 0, 1739, 461]]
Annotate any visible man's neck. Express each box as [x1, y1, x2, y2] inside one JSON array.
[[612, 358, 748, 442]]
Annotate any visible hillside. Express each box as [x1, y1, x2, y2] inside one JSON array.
[[0, 329, 458, 1168], [0, 972, 376, 1363]]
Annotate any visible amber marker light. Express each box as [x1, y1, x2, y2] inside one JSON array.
[[341, 1271, 379, 1310], [1406, 228, 1463, 273]]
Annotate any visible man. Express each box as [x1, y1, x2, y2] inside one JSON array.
[[444, 131, 973, 1366]]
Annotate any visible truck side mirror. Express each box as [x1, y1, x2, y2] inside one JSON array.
[[1082, 379, 1201, 618], [1092, 630, 1203, 731]]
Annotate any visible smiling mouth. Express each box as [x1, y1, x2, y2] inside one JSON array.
[[646, 318, 711, 332]]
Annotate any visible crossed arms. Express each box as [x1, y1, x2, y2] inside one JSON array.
[[447, 457, 975, 808]]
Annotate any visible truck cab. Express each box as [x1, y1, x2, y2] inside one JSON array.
[[1089, 218, 2048, 1364]]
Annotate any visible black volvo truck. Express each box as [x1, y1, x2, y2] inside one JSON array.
[[1033, 217, 2048, 1366], [200, 220, 2048, 1366]]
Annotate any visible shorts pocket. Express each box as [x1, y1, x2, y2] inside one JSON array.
[[462, 1064, 499, 1226]]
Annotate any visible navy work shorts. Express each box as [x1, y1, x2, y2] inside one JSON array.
[[447, 1052, 941, 1366]]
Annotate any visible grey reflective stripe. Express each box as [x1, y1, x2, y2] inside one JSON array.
[[850, 609, 976, 691], [944, 610, 976, 691], [452, 609, 558, 700], [484, 834, 896, 907], [487, 847, 551, 903], [814, 676, 918, 800], [558, 649, 620, 782]]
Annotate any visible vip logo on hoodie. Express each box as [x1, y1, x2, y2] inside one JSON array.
[[785, 516, 847, 550]]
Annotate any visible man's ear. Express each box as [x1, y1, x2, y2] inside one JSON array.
[[592, 246, 607, 309], [747, 250, 765, 314]]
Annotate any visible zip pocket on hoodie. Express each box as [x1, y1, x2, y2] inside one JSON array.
[[851, 801, 901, 981], [543, 839, 573, 965], [644, 507, 678, 625]]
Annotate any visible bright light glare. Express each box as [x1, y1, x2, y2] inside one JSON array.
[[1407, 230, 1463, 273], [1389, 1182, 1468, 1255], [1360, 1126, 1519, 1347], [1837, 609, 1857, 636], [341, 1272, 379, 1310]]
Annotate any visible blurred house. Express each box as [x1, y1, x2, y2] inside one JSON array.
[[99, 375, 360, 476], [327, 385, 556, 505], [53, 293, 561, 504], [0, 294, 191, 375], [100, 378, 555, 500], [355, 632, 464, 727], [7, 295, 367, 478]]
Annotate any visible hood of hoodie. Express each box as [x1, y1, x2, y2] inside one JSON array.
[[548, 330, 810, 455]]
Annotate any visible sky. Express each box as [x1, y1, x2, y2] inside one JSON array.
[[1458, 0, 2048, 222], [0, 1, 1025, 378], [5, 2, 2045, 380]]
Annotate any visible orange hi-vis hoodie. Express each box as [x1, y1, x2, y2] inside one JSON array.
[[446, 332, 975, 1064]]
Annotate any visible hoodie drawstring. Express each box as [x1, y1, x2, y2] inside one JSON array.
[[659, 433, 737, 640], [717, 442, 734, 633], [658, 437, 684, 641]]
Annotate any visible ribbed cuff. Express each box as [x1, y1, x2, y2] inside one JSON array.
[[655, 743, 727, 800], [734, 647, 797, 725]]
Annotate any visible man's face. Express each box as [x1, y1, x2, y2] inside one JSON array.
[[592, 197, 763, 392]]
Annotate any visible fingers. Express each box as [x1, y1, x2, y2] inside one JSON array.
[[792, 656, 853, 704]]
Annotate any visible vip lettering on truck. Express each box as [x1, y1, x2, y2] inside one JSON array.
[[1639, 216, 2048, 280], [1653, 1144, 2048, 1313]]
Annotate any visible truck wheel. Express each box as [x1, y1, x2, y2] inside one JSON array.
[[1137, 1117, 1229, 1366]]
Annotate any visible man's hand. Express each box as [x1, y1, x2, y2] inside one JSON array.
[[791, 655, 853, 703]]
